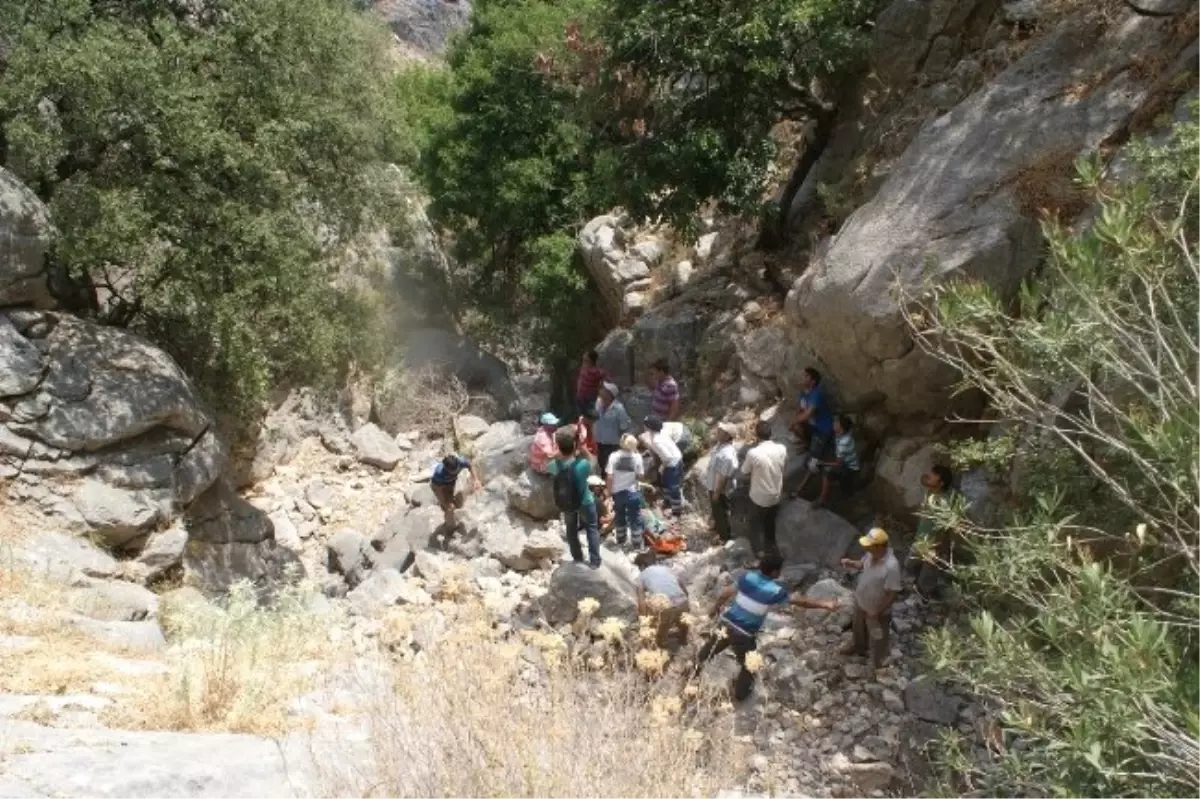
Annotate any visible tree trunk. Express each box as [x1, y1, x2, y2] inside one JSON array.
[[758, 106, 836, 251]]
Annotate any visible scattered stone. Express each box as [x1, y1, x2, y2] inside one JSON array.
[[268, 510, 302, 553], [346, 568, 408, 613], [453, 415, 491, 443], [903, 676, 961, 725], [305, 479, 335, 509], [67, 579, 159, 622], [350, 423, 403, 471], [326, 528, 371, 588]]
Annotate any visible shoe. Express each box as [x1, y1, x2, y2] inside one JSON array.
[[588, 561, 602, 570]]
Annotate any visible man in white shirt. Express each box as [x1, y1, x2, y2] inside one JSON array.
[[642, 416, 684, 519], [605, 434, 646, 548], [704, 422, 739, 541], [661, 419, 694, 460], [740, 420, 787, 555], [840, 527, 903, 674]]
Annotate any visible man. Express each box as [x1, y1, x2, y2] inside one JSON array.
[[548, 427, 602, 568], [575, 349, 607, 417], [704, 422, 740, 542], [840, 527, 903, 673], [642, 415, 684, 519], [693, 553, 838, 700], [529, 412, 560, 474], [661, 419, 695, 462], [593, 381, 631, 469], [605, 434, 645, 548], [790, 367, 834, 461], [807, 413, 860, 508], [649, 358, 681, 421], [430, 453, 480, 528], [741, 420, 788, 556], [908, 465, 955, 599], [634, 550, 689, 650]]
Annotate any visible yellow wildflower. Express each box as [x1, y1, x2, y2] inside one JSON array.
[[597, 617, 627, 642], [577, 597, 601, 617], [646, 593, 671, 612], [635, 647, 670, 675], [743, 651, 764, 673]]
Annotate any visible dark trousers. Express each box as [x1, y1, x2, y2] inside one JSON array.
[[596, 443, 618, 473], [564, 503, 601, 566], [693, 623, 758, 700], [750, 501, 780, 555], [711, 492, 733, 541], [850, 607, 892, 668], [660, 462, 683, 518]]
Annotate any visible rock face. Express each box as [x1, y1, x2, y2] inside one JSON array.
[[775, 500, 860, 568], [0, 166, 54, 309], [579, 214, 666, 323], [375, 0, 472, 56], [786, 9, 1192, 419], [541, 561, 638, 625], [470, 421, 531, 484], [869, 437, 939, 515], [504, 470, 558, 522], [396, 328, 520, 418]]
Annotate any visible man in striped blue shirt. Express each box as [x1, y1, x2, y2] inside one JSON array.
[[692, 554, 838, 700]]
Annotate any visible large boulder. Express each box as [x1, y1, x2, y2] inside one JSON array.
[[374, 504, 447, 554], [775, 500, 860, 568], [0, 166, 54, 308], [785, 10, 1192, 418], [327, 528, 373, 588], [479, 513, 564, 572], [578, 214, 665, 323], [350, 422, 403, 471], [9, 530, 119, 583], [67, 578, 159, 622], [541, 561, 638, 625], [868, 437, 939, 515], [505, 470, 559, 521], [470, 421, 531, 484]]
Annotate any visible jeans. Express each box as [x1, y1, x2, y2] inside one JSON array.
[[750, 501, 780, 555], [850, 607, 892, 668], [660, 461, 683, 518], [693, 622, 759, 700], [612, 489, 643, 544], [711, 492, 732, 541], [565, 502, 601, 566]]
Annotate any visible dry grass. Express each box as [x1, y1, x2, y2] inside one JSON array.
[[316, 604, 751, 798], [109, 578, 343, 735], [1011, 148, 1090, 221], [374, 365, 470, 440]]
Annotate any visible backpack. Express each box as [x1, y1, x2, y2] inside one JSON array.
[[553, 460, 584, 512]]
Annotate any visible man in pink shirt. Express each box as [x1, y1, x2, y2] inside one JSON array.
[[530, 412, 560, 474]]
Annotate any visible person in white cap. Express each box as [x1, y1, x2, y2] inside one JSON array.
[[593, 381, 631, 469], [529, 412, 560, 475], [704, 422, 740, 541], [606, 433, 646, 548], [840, 527, 902, 673]]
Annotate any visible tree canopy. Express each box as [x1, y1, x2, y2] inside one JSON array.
[[0, 0, 402, 418]]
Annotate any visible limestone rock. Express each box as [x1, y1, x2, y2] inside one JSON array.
[[903, 676, 961, 725], [0, 316, 44, 396], [0, 166, 54, 308], [268, 510, 302, 553], [505, 469, 558, 521], [327, 528, 372, 588], [775, 500, 859, 567], [65, 616, 167, 653], [304, 479, 335, 509], [471, 421, 530, 484], [541, 561, 638, 625], [350, 422, 403, 470], [70, 480, 170, 550], [868, 437, 939, 515], [453, 414, 491, 443], [786, 11, 1190, 418], [346, 568, 408, 613], [67, 578, 159, 622], [182, 481, 298, 594], [10, 531, 119, 583]]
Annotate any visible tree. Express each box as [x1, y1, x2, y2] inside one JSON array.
[[596, 0, 878, 235], [906, 114, 1199, 797], [0, 0, 402, 418]]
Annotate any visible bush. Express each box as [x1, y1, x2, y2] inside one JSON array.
[[0, 0, 404, 419], [905, 114, 1199, 796]]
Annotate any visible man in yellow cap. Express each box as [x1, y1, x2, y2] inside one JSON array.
[[840, 527, 902, 673]]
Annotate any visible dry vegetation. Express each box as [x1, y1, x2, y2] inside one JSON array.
[[374, 365, 470, 439]]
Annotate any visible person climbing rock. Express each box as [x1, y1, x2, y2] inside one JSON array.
[[605, 434, 645, 548], [693, 553, 838, 700], [704, 422, 740, 542], [634, 549, 690, 650], [648, 358, 681, 421], [593, 381, 631, 469], [530, 412, 560, 474], [906, 464, 957, 599], [790, 367, 834, 463], [549, 426, 602, 568], [840, 527, 902, 675], [575, 349, 607, 417], [642, 415, 684, 519], [430, 453, 480, 528], [797, 413, 860, 508], [741, 420, 787, 556]]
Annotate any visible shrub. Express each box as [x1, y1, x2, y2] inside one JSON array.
[[904, 113, 1199, 796]]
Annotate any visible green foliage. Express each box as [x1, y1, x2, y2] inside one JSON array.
[[913, 114, 1199, 797], [0, 0, 401, 419], [598, 0, 878, 231]]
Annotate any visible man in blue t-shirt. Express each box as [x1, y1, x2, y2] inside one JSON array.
[[691, 553, 838, 700], [548, 427, 601, 568], [430, 454, 480, 528], [791, 367, 834, 460]]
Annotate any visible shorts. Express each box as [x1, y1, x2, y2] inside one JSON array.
[[431, 482, 457, 507]]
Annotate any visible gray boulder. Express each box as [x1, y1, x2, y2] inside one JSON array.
[[304, 479, 335, 509], [470, 421, 531, 484], [135, 521, 189, 581], [67, 578, 159, 622], [65, 616, 167, 653], [378, 0, 472, 55], [868, 437, 939, 515], [375, 504, 446, 555], [578, 214, 663, 323], [0, 166, 54, 308], [505, 470, 559, 521], [453, 414, 491, 443], [326, 529, 372, 588], [346, 568, 407, 614], [10, 531, 118, 583], [775, 500, 859, 568], [903, 676, 962, 725], [267, 510, 303, 553], [786, 10, 1191, 417], [541, 561, 638, 625], [0, 315, 44, 396], [350, 422, 403, 470], [182, 481, 299, 594], [69, 479, 170, 550]]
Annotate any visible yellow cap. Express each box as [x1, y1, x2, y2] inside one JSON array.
[[859, 527, 889, 548]]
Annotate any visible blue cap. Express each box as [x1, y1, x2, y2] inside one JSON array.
[[539, 412, 560, 426]]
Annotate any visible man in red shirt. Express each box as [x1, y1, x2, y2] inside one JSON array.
[[575, 349, 606, 417]]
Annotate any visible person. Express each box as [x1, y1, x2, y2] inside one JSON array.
[[907, 465, 956, 599], [693, 553, 838, 700], [741, 420, 788, 556], [593, 381, 632, 469], [575, 408, 599, 461], [634, 550, 690, 650], [530, 412, 560, 474], [790, 367, 834, 462], [643, 415, 684, 519], [661, 419, 695, 461], [704, 422, 740, 541], [840, 527, 903, 674], [805, 413, 861, 508], [575, 349, 607, 417], [605, 434, 645, 548], [548, 427, 602, 568], [649, 358, 681, 421], [430, 453, 480, 528], [588, 474, 614, 532]]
